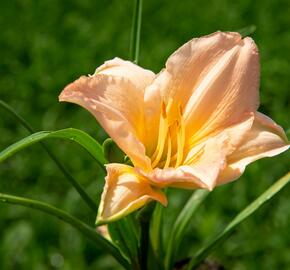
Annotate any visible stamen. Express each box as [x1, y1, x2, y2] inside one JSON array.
[[151, 102, 169, 168], [151, 101, 186, 169], [163, 129, 172, 168], [175, 105, 185, 167], [166, 98, 174, 114]]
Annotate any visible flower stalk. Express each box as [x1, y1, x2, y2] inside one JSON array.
[[130, 0, 143, 64], [137, 202, 156, 270]]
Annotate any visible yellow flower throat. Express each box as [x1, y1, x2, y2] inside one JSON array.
[[150, 100, 186, 169]]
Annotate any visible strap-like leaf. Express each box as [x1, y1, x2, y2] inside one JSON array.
[[0, 128, 107, 166], [165, 190, 209, 270], [108, 215, 140, 268], [150, 202, 165, 269], [0, 100, 100, 213], [0, 193, 130, 269], [187, 172, 290, 269], [103, 138, 125, 163]]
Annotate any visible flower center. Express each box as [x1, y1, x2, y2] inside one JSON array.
[[150, 100, 185, 169]]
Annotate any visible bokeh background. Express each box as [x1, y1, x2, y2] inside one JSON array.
[[0, 0, 289, 269]]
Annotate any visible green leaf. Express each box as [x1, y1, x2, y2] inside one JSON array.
[[0, 192, 130, 269], [0, 128, 107, 166], [0, 100, 100, 213], [150, 190, 168, 269], [108, 215, 140, 268], [0, 100, 34, 133], [186, 172, 290, 269], [150, 203, 165, 266], [102, 138, 125, 163], [108, 222, 131, 259], [165, 190, 209, 270]]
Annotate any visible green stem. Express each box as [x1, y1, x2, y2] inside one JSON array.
[[130, 0, 143, 64], [0, 193, 130, 269], [129, 1, 145, 268], [137, 202, 156, 270], [140, 220, 150, 270], [0, 99, 99, 214]]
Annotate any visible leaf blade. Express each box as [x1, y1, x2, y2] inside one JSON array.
[[0, 128, 107, 166], [0, 100, 100, 213], [150, 202, 165, 269], [0, 192, 130, 269], [165, 190, 209, 270], [187, 172, 290, 269]]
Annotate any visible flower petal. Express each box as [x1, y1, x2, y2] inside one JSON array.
[[59, 58, 155, 170], [183, 33, 259, 143], [141, 136, 228, 190], [217, 112, 289, 185], [95, 57, 155, 92], [96, 164, 167, 225], [140, 114, 255, 190], [144, 32, 259, 150]]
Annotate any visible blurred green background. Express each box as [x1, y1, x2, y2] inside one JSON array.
[[0, 0, 289, 269]]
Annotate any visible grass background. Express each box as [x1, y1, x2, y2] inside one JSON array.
[[0, 0, 289, 269]]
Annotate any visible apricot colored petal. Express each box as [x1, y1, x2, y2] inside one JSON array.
[[217, 112, 289, 185], [183, 33, 259, 143], [59, 59, 155, 169], [95, 57, 155, 92], [96, 164, 167, 225], [144, 32, 259, 149], [141, 136, 228, 190]]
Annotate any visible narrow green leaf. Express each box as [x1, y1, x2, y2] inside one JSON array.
[[165, 190, 209, 270], [0, 193, 130, 269], [150, 202, 166, 270], [187, 172, 290, 269], [236, 25, 257, 37], [0, 128, 107, 166], [102, 138, 125, 163], [108, 222, 131, 259], [0, 100, 100, 213], [0, 100, 34, 132], [108, 216, 140, 269], [130, 0, 143, 64]]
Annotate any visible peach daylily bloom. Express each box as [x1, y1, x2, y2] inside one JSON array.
[[59, 31, 289, 225]]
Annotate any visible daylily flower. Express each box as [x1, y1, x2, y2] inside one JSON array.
[[59, 31, 289, 224]]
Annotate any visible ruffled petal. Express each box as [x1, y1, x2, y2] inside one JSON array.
[[144, 32, 259, 151], [183, 32, 259, 143], [95, 57, 155, 93], [140, 136, 228, 190], [217, 112, 289, 185], [140, 114, 255, 190], [96, 164, 167, 225], [59, 58, 155, 170]]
